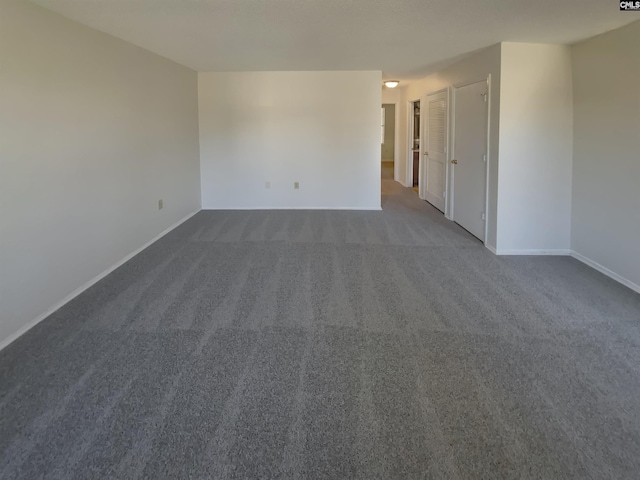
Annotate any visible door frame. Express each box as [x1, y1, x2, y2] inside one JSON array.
[[450, 74, 492, 244], [386, 102, 400, 183], [422, 87, 450, 211], [406, 98, 421, 188], [381, 103, 399, 177]]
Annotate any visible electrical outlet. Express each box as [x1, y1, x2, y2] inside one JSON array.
[[265, 181, 271, 189], [294, 182, 299, 189], [158, 199, 163, 210]]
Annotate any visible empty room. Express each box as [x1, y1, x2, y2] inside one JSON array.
[[1, 0, 639, 478]]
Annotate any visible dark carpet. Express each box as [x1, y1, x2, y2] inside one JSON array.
[[1, 172, 640, 479]]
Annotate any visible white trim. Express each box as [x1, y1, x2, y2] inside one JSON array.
[[406, 100, 413, 187], [493, 249, 572, 256], [381, 101, 401, 181], [485, 244, 497, 254], [484, 74, 492, 245], [570, 251, 640, 294], [485, 247, 639, 293], [407, 98, 420, 188], [0, 209, 201, 352], [393, 101, 401, 182], [201, 206, 383, 211], [419, 94, 426, 200]]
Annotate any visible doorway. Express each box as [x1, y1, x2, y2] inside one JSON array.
[[408, 100, 420, 192], [381, 104, 395, 180], [451, 79, 489, 242]]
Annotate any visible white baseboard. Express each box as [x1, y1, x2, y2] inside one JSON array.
[[485, 246, 639, 294], [4, 212, 635, 352], [485, 244, 497, 254], [0, 209, 201, 352], [570, 251, 640, 294], [493, 249, 572, 256], [201, 206, 383, 211]]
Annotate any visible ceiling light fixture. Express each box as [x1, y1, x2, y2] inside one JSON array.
[[384, 81, 399, 88]]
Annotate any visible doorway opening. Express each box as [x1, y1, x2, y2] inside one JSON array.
[[381, 104, 396, 180], [409, 100, 420, 193]]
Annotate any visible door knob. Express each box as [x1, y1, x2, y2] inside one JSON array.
[[424, 151, 429, 156], [451, 159, 458, 165]]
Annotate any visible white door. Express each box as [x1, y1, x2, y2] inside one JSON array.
[[423, 91, 447, 212], [452, 80, 488, 241]]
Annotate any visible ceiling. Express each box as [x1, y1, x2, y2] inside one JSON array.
[[30, 0, 636, 81]]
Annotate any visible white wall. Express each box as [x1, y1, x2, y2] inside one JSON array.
[[382, 86, 402, 104], [381, 104, 395, 162], [571, 21, 640, 290], [382, 87, 402, 179], [399, 45, 502, 249], [497, 43, 573, 253], [0, 0, 201, 346], [199, 71, 381, 210]]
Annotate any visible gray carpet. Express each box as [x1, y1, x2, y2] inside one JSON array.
[[2, 174, 640, 479]]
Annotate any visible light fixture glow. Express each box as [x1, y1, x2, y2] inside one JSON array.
[[384, 81, 399, 88]]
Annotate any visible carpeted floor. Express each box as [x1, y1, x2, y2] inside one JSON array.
[[1, 172, 640, 479]]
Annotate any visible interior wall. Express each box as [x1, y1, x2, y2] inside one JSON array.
[[382, 87, 401, 104], [0, 0, 201, 346], [497, 43, 573, 253], [199, 71, 382, 210], [382, 104, 395, 162], [382, 87, 402, 180], [571, 21, 640, 289], [399, 45, 502, 249]]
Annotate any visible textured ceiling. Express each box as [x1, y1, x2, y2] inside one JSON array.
[[30, 0, 636, 80]]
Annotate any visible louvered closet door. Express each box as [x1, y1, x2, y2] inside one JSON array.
[[425, 91, 448, 212]]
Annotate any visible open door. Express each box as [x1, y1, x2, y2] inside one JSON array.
[[423, 90, 448, 212], [408, 100, 421, 190]]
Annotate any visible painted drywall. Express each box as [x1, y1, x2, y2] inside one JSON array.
[[382, 87, 401, 180], [398, 45, 502, 249], [571, 21, 640, 289], [382, 104, 396, 162], [382, 86, 402, 104], [0, 0, 201, 346], [497, 43, 573, 252], [199, 71, 381, 209]]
